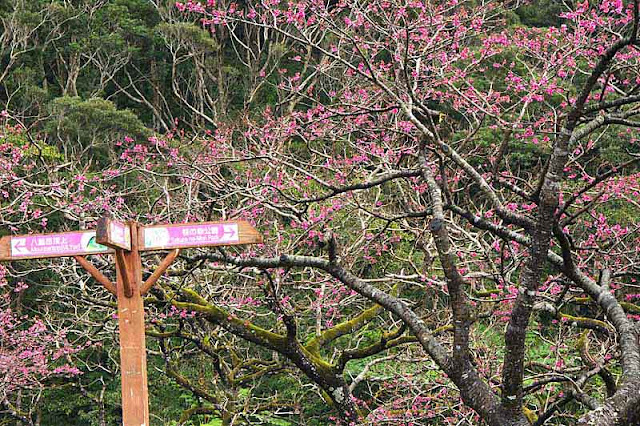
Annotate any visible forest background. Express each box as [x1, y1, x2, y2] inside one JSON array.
[[1, 0, 639, 425]]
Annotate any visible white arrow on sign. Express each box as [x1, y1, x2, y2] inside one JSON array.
[[11, 238, 29, 255], [221, 224, 236, 239]]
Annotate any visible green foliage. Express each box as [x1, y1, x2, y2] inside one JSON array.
[[44, 96, 149, 162], [516, 0, 566, 28], [156, 22, 220, 52]]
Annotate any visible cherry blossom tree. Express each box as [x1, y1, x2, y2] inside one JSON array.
[[152, 0, 640, 424], [0, 121, 122, 424], [0, 264, 81, 424], [2, 0, 640, 424]]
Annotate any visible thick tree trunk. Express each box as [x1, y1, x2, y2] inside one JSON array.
[[98, 385, 107, 426], [64, 37, 80, 97], [150, 59, 163, 132], [492, 414, 531, 426], [448, 362, 530, 426], [578, 380, 640, 426]]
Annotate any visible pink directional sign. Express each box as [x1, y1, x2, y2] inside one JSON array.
[[142, 222, 242, 251], [0, 231, 110, 260]]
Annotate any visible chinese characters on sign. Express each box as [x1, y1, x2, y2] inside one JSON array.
[[143, 222, 240, 250], [3, 231, 109, 260]]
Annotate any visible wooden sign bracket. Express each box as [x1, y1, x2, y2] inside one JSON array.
[[73, 255, 117, 296], [141, 249, 179, 295], [72, 247, 180, 298]]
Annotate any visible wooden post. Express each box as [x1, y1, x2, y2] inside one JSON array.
[[115, 222, 149, 426]]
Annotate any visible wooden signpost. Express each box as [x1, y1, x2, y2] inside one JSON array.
[[0, 217, 262, 426]]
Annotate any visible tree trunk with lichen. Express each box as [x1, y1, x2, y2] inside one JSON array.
[[578, 380, 640, 426], [172, 288, 360, 422], [284, 344, 359, 423]]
